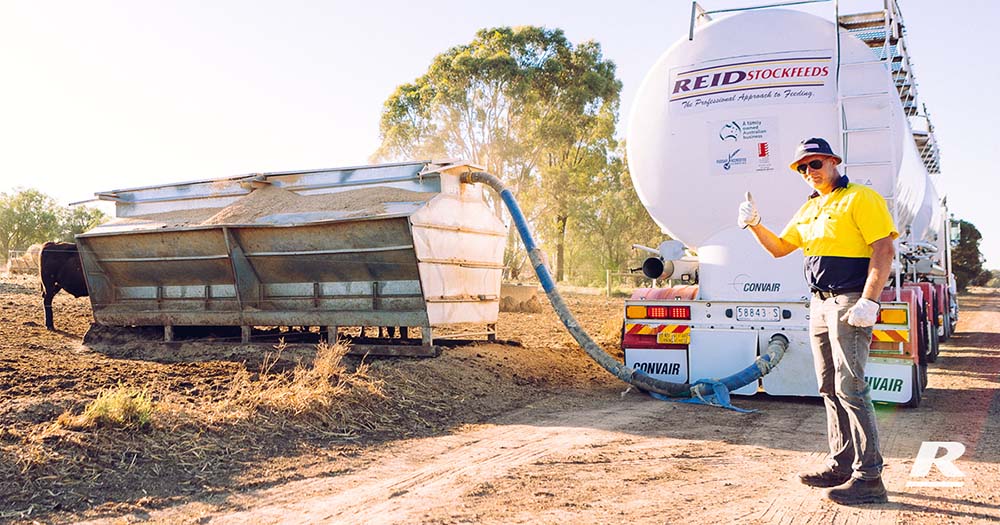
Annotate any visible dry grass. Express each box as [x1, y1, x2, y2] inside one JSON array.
[[58, 385, 154, 430], [2, 339, 391, 519], [0, 274, 619, 521], [40, 339, 382, 454], [123, 338, 392, 443], [210, 339, 386, 427]]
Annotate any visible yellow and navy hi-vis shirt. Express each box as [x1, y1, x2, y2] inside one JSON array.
[[779, 176, 899, 292]]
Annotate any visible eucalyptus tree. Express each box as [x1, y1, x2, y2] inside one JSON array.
[[573, 152, 663, 281], [374, 26, 621, 281], [0, 188, 107, 261], [0, 189, 60, 261]]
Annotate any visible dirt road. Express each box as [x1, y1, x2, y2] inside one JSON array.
[[73, 290, 999, 524], [2, 274, 997, 524]]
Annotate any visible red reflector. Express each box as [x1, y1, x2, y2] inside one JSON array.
[[647, 305, 690, 320]]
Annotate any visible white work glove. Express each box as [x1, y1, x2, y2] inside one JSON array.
[[841, 298, 880, 327], [738, 191, 761, 228]]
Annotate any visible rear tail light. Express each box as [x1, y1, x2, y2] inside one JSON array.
[[877, 308, 907, 325], [625, 305, 691, 320]]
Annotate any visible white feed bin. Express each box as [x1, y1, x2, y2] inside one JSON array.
[[77, 161, 507, 352]]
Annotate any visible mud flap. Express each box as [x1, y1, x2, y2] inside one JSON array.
[[624, 348, 688, 384], [866, 361, 917, 405]]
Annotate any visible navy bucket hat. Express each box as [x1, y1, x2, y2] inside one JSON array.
[[789, 137, 843, 171]]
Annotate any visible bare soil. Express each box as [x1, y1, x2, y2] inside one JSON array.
[[1, 273, 998, 524]]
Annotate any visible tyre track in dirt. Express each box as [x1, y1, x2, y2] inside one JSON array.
[[107, 291, 1000, 525], [727, 291, 1000, 524], [101, 394, 675, 524], [7, 271, 997, 524]]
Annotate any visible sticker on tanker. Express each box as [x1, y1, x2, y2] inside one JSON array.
[[669, 50, 835, 115], [711, 117, 776, 174]]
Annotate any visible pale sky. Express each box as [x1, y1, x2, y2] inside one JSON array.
[[2, 0, 997, 269]]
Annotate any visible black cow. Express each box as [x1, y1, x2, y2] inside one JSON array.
[[39, 242, 89, 330]]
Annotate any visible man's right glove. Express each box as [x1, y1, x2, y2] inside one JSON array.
[[738, 191, 760, 228], [841, 297, 880, 327]]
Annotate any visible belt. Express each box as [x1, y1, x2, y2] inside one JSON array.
[[812, 288, 863, 300]]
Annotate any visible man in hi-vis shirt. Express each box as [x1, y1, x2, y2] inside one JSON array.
[[739, 137, 897, 505]]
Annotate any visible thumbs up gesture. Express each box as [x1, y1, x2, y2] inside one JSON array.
[[738, 192, 761, 228]]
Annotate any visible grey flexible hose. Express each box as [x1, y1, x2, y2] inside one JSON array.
[[463, 170, 788, 397]]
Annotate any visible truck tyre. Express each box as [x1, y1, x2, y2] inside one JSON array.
[[928, 319, 940, 363], [915, 307, 930, 390], [916, 305, 933, 365], [903, 363, 923, 408]]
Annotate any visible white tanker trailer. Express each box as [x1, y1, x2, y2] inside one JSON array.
[[622, 0, 954, 406]]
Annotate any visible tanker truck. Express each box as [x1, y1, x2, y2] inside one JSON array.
[[621, 0, 955, 407]]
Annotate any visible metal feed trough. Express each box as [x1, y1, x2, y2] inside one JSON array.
[[77, 161, 506, 355]]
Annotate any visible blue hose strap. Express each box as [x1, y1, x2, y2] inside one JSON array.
[[650, 381, 756, 413], [648, 356, 775, 413], [648, 352, 783, 412]]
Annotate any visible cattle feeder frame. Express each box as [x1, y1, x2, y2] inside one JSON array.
[[76, 161, 507, 356]]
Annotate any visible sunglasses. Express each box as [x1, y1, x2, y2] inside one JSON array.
[[796, 159, 825, 174]]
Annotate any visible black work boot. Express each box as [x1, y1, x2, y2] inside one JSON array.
[[824, 476, 888, 505], [798, 467, 852, 488]]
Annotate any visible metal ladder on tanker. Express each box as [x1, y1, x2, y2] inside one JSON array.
[[836, 3, 907, 299]]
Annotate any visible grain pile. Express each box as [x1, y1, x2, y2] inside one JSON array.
[[4, 243, 43, 274], [112, 208, 219, 227], [500, 294, 544, 313], [499, 283, 543, 313], [202, 185, 436, 224], [109, 184, 438, 228]]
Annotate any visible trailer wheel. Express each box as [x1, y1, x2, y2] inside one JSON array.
[[903, 363, 923, 408], [927, 319, 940, 363], [914, 310, 930, 390], [916, 305, 935, 365]]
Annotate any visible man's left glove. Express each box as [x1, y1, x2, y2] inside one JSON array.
[[840, 298, 880, 327]]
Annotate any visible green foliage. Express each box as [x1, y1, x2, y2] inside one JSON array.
[[951, 220, 991, 290], [60, 205, 107, 243], [374, 26, 632, 281], [567, 148, 664, 284], [529, 39, 621, 281], [373, 26, 555, 180], [0, 188, 60, 261], [0, 188, 107, 260], [986, 269, 1000, 288]]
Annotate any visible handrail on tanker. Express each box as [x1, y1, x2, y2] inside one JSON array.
[[689, 0, 831, 40]]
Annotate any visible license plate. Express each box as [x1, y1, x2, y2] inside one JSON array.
[[657, 331, 691, 345], [736, 305, 780, 322]]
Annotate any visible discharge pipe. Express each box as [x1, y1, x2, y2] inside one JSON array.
[[463, 171, 789, 399]]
